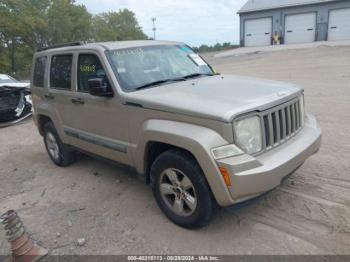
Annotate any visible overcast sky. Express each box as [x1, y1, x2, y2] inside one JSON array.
[[76, 0, 247, 46]]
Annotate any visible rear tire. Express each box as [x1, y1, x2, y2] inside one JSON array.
[[43, 122, 77, 167], [151, 149, 216, 229]]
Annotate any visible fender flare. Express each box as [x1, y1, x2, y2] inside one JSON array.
[[132, 119, 234, 206], [35, 105, 66, 142]]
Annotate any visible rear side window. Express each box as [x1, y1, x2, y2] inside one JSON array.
[[78, 54, 107, 92], [50, 55, 73, 90], [33, 56, 47, 87]]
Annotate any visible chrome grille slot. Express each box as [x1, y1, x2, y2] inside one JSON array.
[[271, 112, 278, 144], [291, 104, 295, 133], [260, 96, 304, 153], [263, 115, 270, 147]]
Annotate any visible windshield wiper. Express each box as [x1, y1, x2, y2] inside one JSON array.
[[183, 73, 214, 79], [134, 74, 213, 91], [134, 78, 185, 90]]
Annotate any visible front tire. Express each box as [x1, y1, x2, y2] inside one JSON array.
[[43, 122, 77, 167], [151, 149, 216, 229]]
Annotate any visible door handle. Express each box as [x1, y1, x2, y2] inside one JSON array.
[[331, 26, 337, 29], [71, 98, 85, 105], [44, 94, 55, 100], [287, 30, 293, 33]]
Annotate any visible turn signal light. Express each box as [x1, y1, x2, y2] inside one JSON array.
[[219, 167, 232, 187]]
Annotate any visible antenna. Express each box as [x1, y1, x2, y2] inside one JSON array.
[[152, 17, 157, 40]]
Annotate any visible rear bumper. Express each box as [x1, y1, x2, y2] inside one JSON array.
[[216, 113, 321, 205]]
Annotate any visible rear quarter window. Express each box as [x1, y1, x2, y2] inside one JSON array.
[[50, 55, 73, 90], [33, 56, 47, 87]]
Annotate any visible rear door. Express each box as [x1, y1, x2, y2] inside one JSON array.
[[46, 53, 77, 141], [328, 8, 350, 41], [244, 18, 272, 47], [284, 13, 316, 44]]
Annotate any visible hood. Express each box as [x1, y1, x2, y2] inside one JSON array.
[[0, 83, 30, 95], [0, 82, 30, 90], [123, 75, 303, 122]]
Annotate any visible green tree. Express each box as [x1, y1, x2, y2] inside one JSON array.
[[0, 1, 147, 77], [92, 14, 119, 42], [192, 42, 237, 53], [92, 9, 147, 42], [46, 0, 92, 45], [0, 0, 49, 74]]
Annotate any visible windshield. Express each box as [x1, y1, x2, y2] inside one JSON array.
[[106, 45, 214, 92], [0, 74, 17, 84]]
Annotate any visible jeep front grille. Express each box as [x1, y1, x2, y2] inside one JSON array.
[[261, 96, 304, 151]]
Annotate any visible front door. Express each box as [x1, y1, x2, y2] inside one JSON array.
[[61, 52, 131, 165]]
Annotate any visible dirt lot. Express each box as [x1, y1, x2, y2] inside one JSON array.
[[1, 45, 350, 256]]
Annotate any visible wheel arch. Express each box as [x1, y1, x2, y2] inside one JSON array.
[[144, 141, 198, 184], [133, 119, 234, 206], [37, 114, 53, 136]]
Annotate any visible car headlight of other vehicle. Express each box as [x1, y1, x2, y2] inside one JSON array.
[[234, 116, 262, 154]]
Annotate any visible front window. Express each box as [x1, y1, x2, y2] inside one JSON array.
[[106, 45, 214, 92], [78, 54, 109, 93]]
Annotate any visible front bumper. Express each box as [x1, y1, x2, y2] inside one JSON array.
[[0, 87, 32, 127], [216, 113, 321, 205]]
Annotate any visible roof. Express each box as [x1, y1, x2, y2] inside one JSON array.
[[36, 40, 183, 55], [96, 40, 182, 50], [238, 0, 339, 13]]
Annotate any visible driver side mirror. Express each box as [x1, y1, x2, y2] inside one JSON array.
[[88, 78, 113, 97]]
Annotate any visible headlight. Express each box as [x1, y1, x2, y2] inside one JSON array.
[[234, 116, 262, 154]]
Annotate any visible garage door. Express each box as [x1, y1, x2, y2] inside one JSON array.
[[328, 8, 350, 41], [284, 13, 316, 44], [244, 18, 272, 47]]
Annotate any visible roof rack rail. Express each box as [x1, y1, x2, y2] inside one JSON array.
[[37, 42, 85, 52]]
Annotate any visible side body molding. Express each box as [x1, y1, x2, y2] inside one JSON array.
[[132, 119, 235, 206]]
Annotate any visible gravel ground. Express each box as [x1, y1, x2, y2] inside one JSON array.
[[1, 45, 350, 256]]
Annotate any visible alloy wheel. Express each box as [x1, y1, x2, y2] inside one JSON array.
[[46, 132, 60, 161], [159, 168, 197, 216]]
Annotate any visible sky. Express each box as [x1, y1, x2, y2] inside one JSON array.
[[76, 0, 247, 47]]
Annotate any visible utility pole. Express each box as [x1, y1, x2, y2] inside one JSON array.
[[11, 38, 16, 75], [152, 18, 157, 40]]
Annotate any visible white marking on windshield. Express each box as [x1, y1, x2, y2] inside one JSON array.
[[188, 54, 207, 66]]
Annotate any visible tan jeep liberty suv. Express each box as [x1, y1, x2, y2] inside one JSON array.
[[31, 41, 321, 228]]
